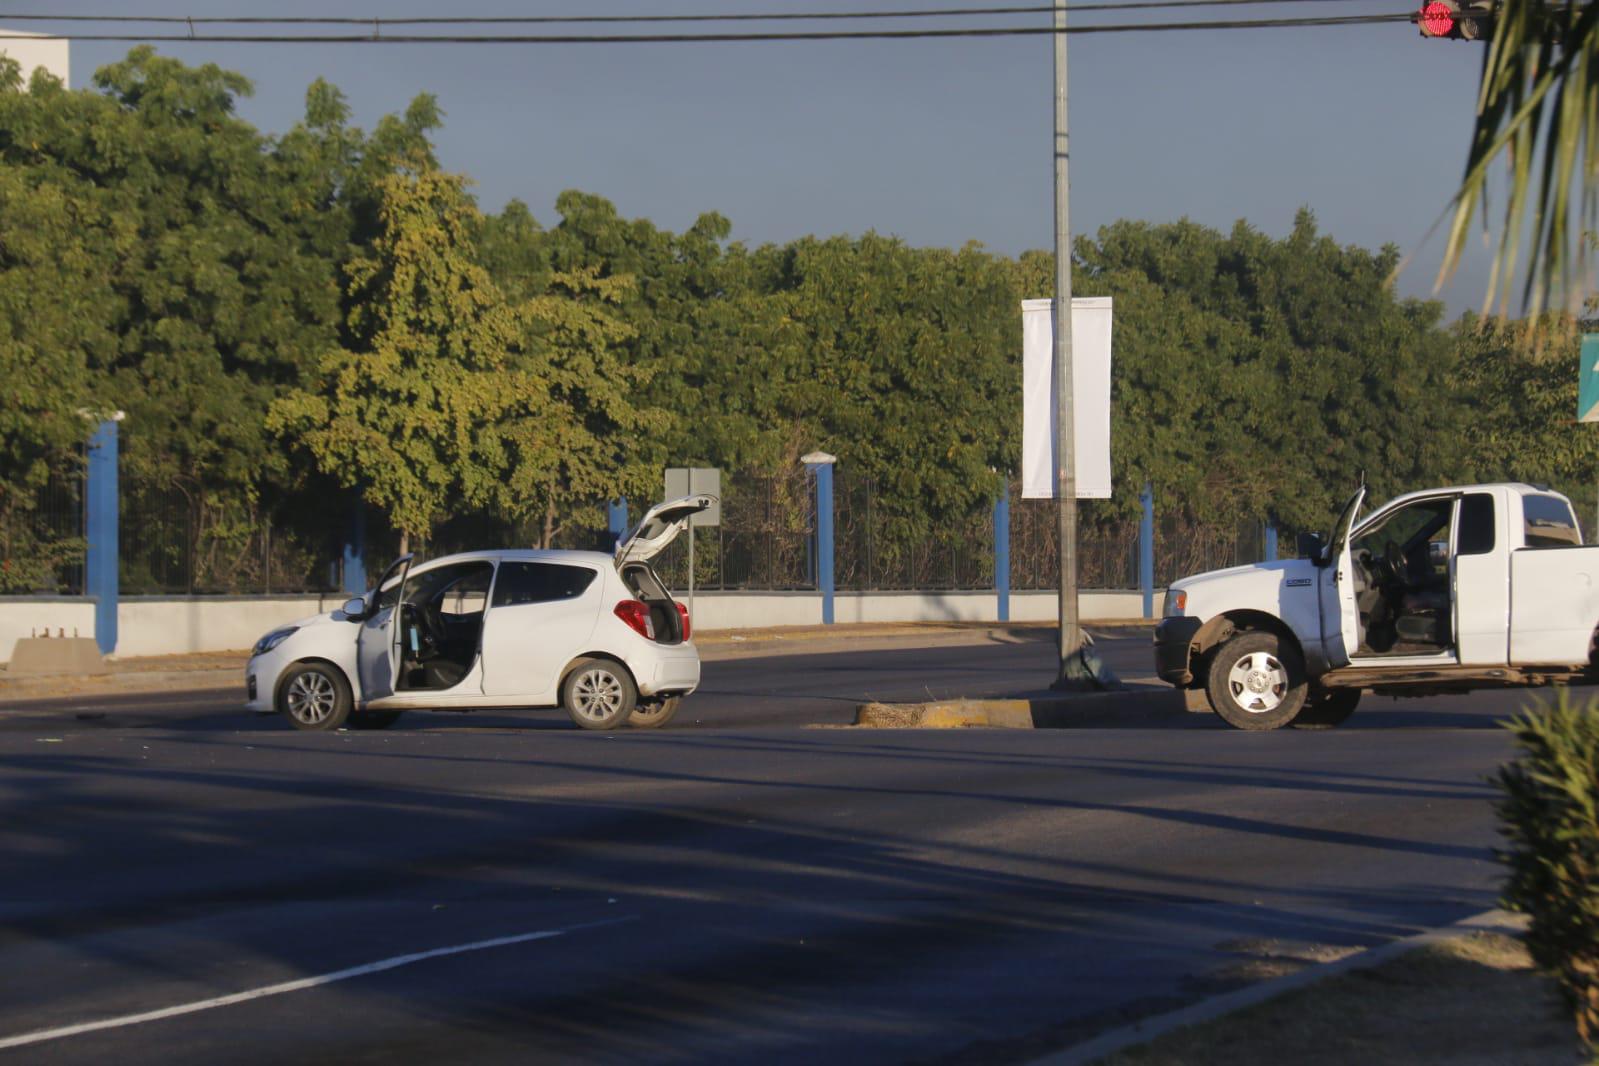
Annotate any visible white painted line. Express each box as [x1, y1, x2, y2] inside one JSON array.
[[0, 914, 636, 1052]]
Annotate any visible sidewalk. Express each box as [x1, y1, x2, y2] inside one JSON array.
[[0, 620, 1153, 703]]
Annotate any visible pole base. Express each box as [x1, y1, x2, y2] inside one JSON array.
[[1050, 635, 1123, 692]]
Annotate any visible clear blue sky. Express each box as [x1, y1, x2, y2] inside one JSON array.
[[24, 1, 1491, 316]]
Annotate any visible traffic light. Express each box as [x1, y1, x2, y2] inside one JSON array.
[[1414, 0, 1497, 40]]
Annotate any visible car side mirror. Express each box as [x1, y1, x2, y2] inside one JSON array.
[[341, 597, 367, 621], [1296, 532, 1326, 565]]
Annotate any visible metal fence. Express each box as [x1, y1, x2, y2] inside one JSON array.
[[1, 472, 86, 595], [648, 474, 1274, 593], [8, 465, 1283, 596], [118, 477, 339, 596]]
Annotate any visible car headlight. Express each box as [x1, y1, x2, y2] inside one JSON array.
[[252, 627, 299, 657], [1163, 590, 1187, 617]]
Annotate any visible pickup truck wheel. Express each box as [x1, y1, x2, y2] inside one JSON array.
[[1293, 688, 1360, 730], [1205, 631, 1308, 731]]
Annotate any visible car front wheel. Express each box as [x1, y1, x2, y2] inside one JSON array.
[[1204, 631, 1308, 731], [278, 662, 353, 731], [562, 658, 636, 731]]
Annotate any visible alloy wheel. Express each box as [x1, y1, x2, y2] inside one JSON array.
[[285, 671, 337, 725]]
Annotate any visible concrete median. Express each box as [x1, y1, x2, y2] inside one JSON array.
[[854, 686, 1196, 729]]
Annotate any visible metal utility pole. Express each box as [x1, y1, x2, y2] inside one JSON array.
[[1051, 0, 1090, 688]]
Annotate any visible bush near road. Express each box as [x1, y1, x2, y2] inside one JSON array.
[[1496, 688, 1599, 1050]]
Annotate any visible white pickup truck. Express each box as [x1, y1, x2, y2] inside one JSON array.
[[1153, 482, 1599, 730]]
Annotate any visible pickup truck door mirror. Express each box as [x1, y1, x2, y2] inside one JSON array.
[[1296, 532, 1326, 565]]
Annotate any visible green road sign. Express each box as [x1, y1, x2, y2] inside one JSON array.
[[1580, 334, 1599, 423]]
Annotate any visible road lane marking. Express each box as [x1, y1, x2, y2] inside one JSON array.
[[0, 914, 636, 1051]]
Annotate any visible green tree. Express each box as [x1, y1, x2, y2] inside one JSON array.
[[272, 163, 663, 552], [0, 60, 124, 589], [1453, 318, 1597, 526], [270, 163, 549, 551]]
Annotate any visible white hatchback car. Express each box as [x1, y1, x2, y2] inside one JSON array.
[[245, 496, 712, 732]]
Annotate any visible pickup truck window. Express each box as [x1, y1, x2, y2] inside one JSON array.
[[1354, 497, 1453, 583], [1524, 494, 1582, 547], [1458, 493, 1495, 556]]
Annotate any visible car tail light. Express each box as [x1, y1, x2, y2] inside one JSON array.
[[674, 601, 691, 641], [614, 600, 655, 640]]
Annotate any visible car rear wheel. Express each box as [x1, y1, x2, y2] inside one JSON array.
[[628, 696, 682, 729], [562, 658, 636, 731], [278, 662, 352, 731], [1204, 631, 1308, 731]]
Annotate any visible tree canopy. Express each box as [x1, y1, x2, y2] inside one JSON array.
[[0, 49, 1592, 592]]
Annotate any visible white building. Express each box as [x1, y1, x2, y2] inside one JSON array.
[[0, 27, 69, 88]]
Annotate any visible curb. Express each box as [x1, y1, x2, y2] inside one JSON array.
[[1026, 908, 1526, 1065], [0, 668, 242, 702], [853, 688, 1188, 729]]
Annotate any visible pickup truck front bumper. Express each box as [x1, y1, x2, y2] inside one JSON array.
[[1153, 616, 1204, 686]]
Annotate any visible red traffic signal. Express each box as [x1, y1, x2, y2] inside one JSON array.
[[1417, 0, 1456, 35], [1414, 0, 1495, 39]]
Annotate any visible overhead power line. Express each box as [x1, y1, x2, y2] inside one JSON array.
[[0, 0, 1389, 25], [0, 14, 1420, 44]]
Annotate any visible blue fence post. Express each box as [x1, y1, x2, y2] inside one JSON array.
[[803, 452, 837, 625], [994, 484, 1010, 623], [607, 497, 630, 551], [341, 504, 366, 595], [1139, 482, 1155, 619], [1265, 525, 1278, 562], [86, 416, 121, 656]]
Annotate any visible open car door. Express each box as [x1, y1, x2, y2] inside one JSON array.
[[615, 495, 717, 566], [356, 554, 412, 701], [1318, 487, 1365, 668]]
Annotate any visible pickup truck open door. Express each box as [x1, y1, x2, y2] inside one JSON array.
[[1318, 487, 1365, 670]]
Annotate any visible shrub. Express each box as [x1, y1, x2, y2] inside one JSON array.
[[1495, 687, 1599, 1046]]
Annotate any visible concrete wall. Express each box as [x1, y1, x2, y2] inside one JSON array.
[[0, 589, 1157, 662], [114, 595, 350, 659], [0, 599, 97, 664], [0, 28, 69, 87]]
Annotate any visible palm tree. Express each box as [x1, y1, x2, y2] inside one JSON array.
[[1442, 0, 1599, 317]]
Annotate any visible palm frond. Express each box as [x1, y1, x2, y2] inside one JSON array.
[[1440, 0, 1599, 319]]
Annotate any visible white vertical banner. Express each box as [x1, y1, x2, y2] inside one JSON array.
[[1021, 296, 1113, 499]]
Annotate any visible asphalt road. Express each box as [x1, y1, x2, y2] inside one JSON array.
[[0, 633, 1538, 1063]]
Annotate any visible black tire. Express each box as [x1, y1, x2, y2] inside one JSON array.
[[1204, 630, 1308, 731], [561, 658, 636, 731], [352, 710, 405, 730], [1293, 688, 1360, 730], [628, 696, 682, 730], [277, 661, 353, 732]]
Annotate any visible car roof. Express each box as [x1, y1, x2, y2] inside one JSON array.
[[406, 548, 616, 574]]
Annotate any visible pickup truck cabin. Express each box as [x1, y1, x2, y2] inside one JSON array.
[[1153, 483, 1598, 730]]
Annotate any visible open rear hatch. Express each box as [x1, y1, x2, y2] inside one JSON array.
[[614, 495, 716, 644], [614, 494, 717, 565]]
